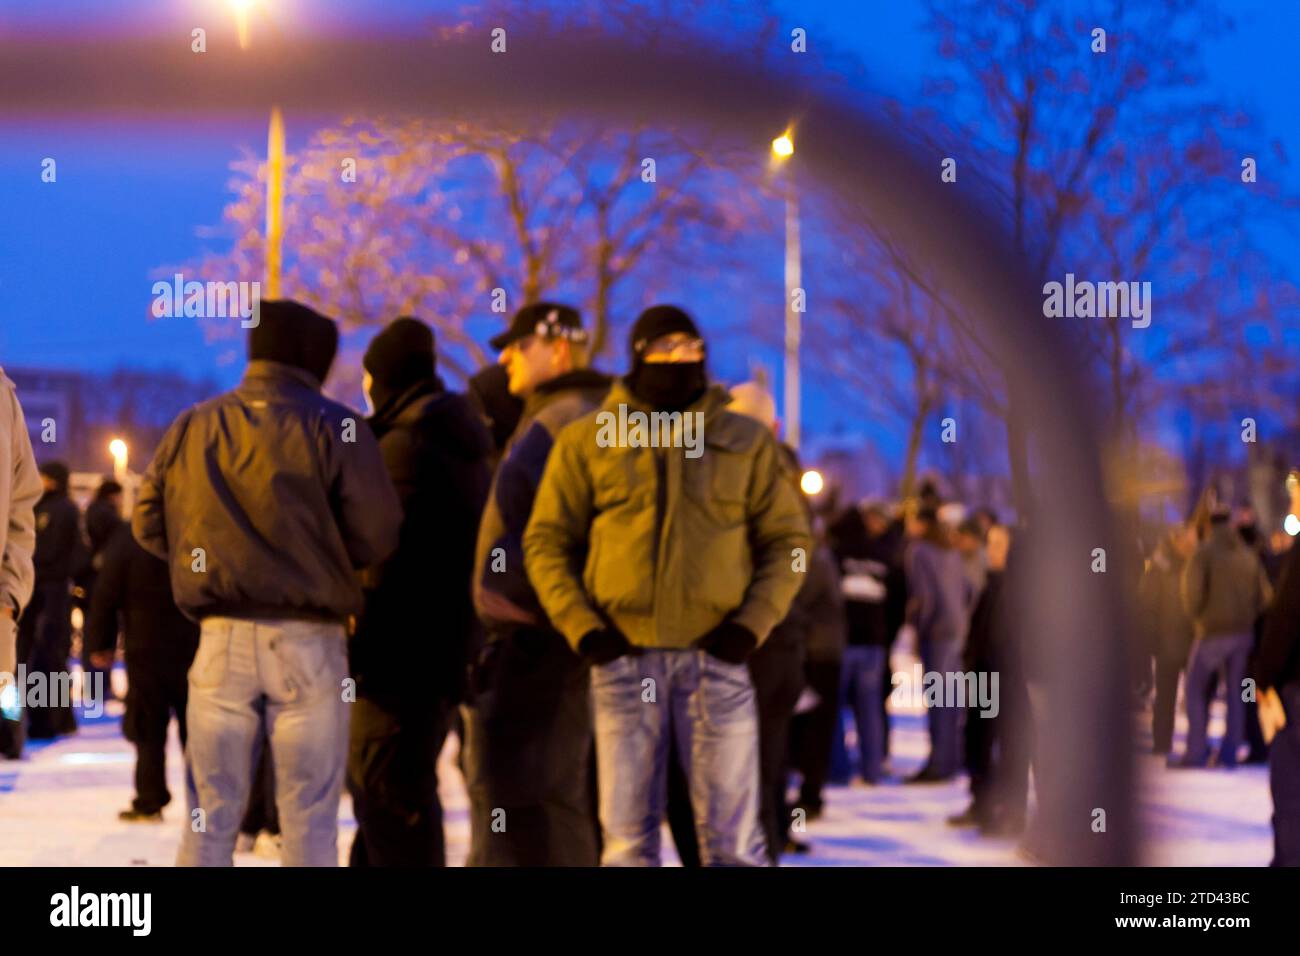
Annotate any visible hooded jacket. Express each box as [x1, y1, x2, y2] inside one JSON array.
[[0, 368, 42, 616], [523, 379, 812, 650], [351, 381, 493, 704], [133, 360, 402, 623], [473, 368, 611, 628]]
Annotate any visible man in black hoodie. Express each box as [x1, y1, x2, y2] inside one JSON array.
[[347, 317, 492, 867], [463, 302, 610, 866], [134, 300, 401, 866]]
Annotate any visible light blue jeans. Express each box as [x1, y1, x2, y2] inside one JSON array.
[[590, 648, 766, 866], [177, 617, 348, 867]]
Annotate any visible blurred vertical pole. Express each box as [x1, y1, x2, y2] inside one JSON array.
[[265, 106, 284, 298], [783, 172, 801, 451]]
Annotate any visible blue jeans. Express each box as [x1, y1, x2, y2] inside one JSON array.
[[590, 648, 766, 866], [840, 645, 888, 781], [178, 617, 349, 867], [919, 637, 963, 778], [1183, 632, 1253, 764]]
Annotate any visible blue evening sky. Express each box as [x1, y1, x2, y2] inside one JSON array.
[[0, 1, 1295, 438]]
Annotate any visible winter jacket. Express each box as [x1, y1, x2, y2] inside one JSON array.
[[33, 491, 86, 586], [1138, 541, 1194, 664], [474, 368, 611, 628], [783, 543, 847, 662], [85, 523, 199, 670], [1180, 522, 1273, 640], [0, 369, 42, 616], [524, 379, 812, 651], [1257, 544, 1300, 692], [826, 507, 907, 647], [351, 381, 493, 705], [133, 360, 402, 623], [905, 538, 970, 643]]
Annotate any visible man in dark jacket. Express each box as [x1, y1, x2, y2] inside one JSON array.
[[346, 318, 492, 867], [463, 302, 610, 866], [133, 300, 401, 866], [86, 523, 199, 821], [20, 461, 86, 741], [1257, 487, 1300, 865], [78, 478, 125, 704], [949, 524, 1028, 834], [826, 500, 907, 784]]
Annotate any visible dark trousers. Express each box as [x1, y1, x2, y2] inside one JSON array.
[[968, 668, 1030, 822], [348, 695, 450, 867], [1271, 684, 1300, 867], [790, 658, 842, 811], [18, 581, 77, 740], [125, 655, 189, 813], [1152, 654, 1183, 755], [462, 625, 598, 866], [748, 638, 805, 862], [239, 745, 279, 836]]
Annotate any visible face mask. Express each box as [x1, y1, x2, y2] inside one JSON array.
[[627, 360, 707, 411]]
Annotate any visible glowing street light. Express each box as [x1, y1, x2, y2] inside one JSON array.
[[771, 133, 794, 159], [230, 0, 254, 50], [1285, 514, 1299, 537], [109, 438, 129, 482], [800, 469, 824, 496]]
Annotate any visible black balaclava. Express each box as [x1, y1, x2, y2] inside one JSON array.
[[363, 317, 440, 421], [625, 305, 707, 411], [248, 299, 339, 387]]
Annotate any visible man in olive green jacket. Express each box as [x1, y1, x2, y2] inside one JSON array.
[[524, 306, 811, 866]]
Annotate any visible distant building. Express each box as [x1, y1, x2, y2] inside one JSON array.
[[5, 367, 217, 475]]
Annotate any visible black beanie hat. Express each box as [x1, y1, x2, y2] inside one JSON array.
[[364, 317, 436, 392], [628, 305, 701, 363], [248, 299, 339, 386]]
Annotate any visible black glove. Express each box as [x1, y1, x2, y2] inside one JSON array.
[[579, 628, 632, 665], [698, 619, 758, 664]]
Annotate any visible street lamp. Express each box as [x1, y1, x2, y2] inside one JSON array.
[[226, 0, 284, 299], [229, 0, 254, 51], [109, 438, 129, 483], [771, 130, 801, 451]]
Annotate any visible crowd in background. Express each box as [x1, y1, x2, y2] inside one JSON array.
[[2, 301, 1299, 867]]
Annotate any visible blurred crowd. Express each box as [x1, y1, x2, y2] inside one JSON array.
[[2, 300, 1298, 868]]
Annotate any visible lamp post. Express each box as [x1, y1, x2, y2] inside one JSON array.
[[265, 105, 285, 298], [227, 1, 283, 298], [772, 132, 801, 451]]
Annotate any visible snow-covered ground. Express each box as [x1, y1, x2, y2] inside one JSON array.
[[0, 663, 1274, 867]]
